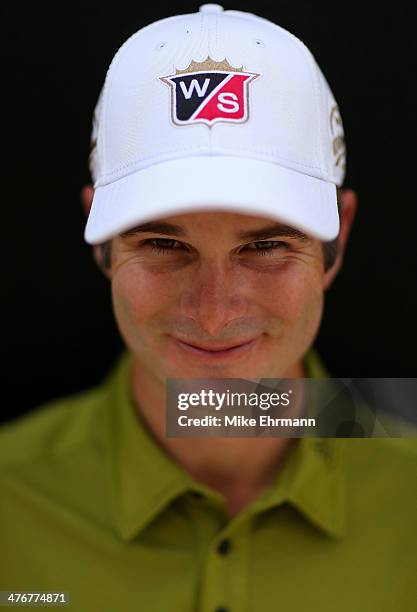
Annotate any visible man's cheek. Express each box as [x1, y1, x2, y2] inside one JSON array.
[[293, 281, 324, 340], [265, 267, 318, 317], [275, 270, 323, 335], [112, 269, 162, 318], [111, 270, 181, 349]]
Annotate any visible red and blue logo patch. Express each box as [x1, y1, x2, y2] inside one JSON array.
[[160, 57, 260, 127]]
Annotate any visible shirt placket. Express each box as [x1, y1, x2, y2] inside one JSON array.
[[198, 517, 251, 612]]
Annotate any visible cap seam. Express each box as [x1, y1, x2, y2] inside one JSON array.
[[96, 152, 327, 187], [98, 146, 325, 185]]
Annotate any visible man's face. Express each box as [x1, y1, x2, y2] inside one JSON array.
[[106, 210, 327, 383]]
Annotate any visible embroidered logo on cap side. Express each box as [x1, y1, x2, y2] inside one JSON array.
[[330, 105, 346, 171], [160, 57, 260, 127]]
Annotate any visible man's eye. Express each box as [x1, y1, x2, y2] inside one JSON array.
[[147, 238, 182, 254], [247, 241, 287, 256]]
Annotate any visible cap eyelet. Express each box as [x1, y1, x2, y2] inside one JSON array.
[[156, 41, 166, 50], [254, 38, 265, 47]]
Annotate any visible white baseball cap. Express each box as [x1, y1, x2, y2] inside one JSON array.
[[84, 4, 346, 245]]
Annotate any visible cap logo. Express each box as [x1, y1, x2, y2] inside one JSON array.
[[330, 105, 346, 171], [160, 57, 260, 127]]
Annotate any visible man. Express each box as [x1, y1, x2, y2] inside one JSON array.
[[1, 5, 416, 612]]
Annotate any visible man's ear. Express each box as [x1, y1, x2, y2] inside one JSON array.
[[81, 184, 94, 218], [80, 183, 110, 277], [323, 189, 357, 290]]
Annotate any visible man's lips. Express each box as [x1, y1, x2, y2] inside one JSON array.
[[179, 339, 255, 351], [173, 336, 260, 359]]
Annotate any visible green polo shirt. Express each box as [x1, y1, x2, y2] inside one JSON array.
[[1, 349, 416, 611]]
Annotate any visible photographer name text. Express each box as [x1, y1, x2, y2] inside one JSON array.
[[176, 414, 316, 428]]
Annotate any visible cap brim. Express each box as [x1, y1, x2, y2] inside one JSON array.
[[84, 156, 339, 244]]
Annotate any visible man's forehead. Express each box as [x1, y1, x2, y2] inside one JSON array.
[[119, 210, 311, 242]]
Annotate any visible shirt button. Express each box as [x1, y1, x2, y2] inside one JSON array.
[[199, 4, 224, 13], [217, 538, 232, 555], [214, 608, 229, 612], [191, 491, 203, 499]]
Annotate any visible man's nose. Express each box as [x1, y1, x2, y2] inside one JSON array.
[[179, 261, 249, 337]]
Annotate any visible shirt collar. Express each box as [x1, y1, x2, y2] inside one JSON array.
[[102, 348, 346, 542], [103, 351, 195, 541], [247, 436, 347, 539]]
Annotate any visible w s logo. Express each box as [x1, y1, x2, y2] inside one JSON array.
[[160, 59, 260, 127]]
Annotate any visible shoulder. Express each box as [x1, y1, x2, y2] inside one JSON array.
[[0, 383, 108, 472], [345, 436, 417, 464], [0, 378, 118, 553], [343, 437, 417, 505]]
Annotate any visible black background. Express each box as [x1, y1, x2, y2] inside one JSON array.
[[2, 1, 416, 423]]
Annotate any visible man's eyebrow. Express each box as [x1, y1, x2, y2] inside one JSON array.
[[120, 220, 310, 241], [120, 221, 185, 238], [236, 223, 310, 242]]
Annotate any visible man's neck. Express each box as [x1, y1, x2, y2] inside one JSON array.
[[130, 357, 305, 518]]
